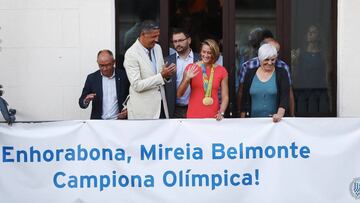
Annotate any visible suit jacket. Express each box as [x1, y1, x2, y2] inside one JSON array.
[[79, 68, 130, 119], [123, 39, 169, 119], [164, 52, 200, 118]]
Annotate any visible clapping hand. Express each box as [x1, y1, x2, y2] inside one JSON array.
[[161, 63, 176, 79], [117, 108, 127, 119]]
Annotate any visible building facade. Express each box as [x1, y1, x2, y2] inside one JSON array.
[[0, 0, 358, 121]]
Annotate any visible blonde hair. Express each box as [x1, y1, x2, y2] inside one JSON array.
[[201, 39, 220, 63]]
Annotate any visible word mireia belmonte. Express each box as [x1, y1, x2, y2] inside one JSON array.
[[1, 142, 310, 163], [53, 169, 260, 191]]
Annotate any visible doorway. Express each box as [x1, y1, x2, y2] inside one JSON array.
[[115, 0, 338, 117]]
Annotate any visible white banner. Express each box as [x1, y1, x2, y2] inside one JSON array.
[[1, 118, 360, 203]]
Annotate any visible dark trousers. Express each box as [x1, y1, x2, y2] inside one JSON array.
[[174, 105, 188, 118], [160, 101, 166, 119]]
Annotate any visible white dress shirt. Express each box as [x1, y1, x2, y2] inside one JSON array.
[[101, 72, 119, 119], [176, 51, 194, 105]]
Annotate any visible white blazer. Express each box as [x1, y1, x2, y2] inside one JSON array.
[[124, 39, 169, 119]]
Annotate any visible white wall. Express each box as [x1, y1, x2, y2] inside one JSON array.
[[338, 0, 360, 116], [0, 0, 115, 121]]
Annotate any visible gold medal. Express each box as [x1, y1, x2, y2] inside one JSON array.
[[200, 62, 216, 106], [202, 97, 214, 106]]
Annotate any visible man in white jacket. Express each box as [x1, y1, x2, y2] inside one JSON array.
[[124, 20, 176, 119]]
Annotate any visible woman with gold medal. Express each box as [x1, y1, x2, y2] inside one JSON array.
[[177, 39, 229, 120]]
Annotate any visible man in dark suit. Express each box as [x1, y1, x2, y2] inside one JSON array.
[[79, 50, 129, 119], [165, 28, 201, 118]]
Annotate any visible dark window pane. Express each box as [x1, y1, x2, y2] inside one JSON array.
[[235, 0, 276, 90], [116, 0, 160, 56], [169, 0, 223, 54], [291, 0, 334, 116]]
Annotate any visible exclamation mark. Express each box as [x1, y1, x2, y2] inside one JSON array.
[[255, 169, 259, 185]]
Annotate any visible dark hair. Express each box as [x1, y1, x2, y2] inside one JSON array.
[[262, 29, 274, 39], [248, 27, 264, 48], [171, 27, 190, 39], [97, 49, 114, 58], [140, 20, 160, 34]]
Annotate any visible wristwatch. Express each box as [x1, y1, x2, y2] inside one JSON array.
[[220, 112, 225, 117]]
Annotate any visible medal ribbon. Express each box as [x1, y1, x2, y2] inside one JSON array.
[[200, 62, 215, 98]]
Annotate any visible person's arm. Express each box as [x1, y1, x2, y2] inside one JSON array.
[[273, 69, 290, 122], [79, 75, 94, 109], [273, 107, 285, 122], [215, 76, 229, 121], [124, 52, 167, 93], [177, 64, 199, 98], [289, 87, 295, 117]]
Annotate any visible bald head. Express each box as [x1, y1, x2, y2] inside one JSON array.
[[97, 49, 115, 78], [262, 38, 280, 52], [97, 49, 113, 60]]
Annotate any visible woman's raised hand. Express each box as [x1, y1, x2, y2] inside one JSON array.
[[185, 64, 199, 81]]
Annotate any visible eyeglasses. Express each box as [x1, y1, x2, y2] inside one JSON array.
[[172, 37, 188, 44]]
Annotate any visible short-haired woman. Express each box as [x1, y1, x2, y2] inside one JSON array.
[[177, 39, 229, 121], [240, 43, 290, 122]]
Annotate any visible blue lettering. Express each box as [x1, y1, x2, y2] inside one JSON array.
[[80, 175, 97, 189], [30, 146, 41, 162], [102, 148, 113, 160], [230, 174, 240, 186], [2, 146, 14, 162], [77, 145, 88, 161], [300, 146, 310, 158], [163, 170, 176, 187], [115, 149, 125, 161], [211, 174, 222, 190], [53, 171, 66, 188], [278, 146, 289, 158], [141, 145, 155, 160], [55, 149, 64, 161], [89, 148, 100, 160], [227, 147, 237, 159], [65, 148, 75, 160], [16, 150, 27, 162], [43, 149, 54, 162], [173, 148, 184, 160], [290, 142, 298, 158], [99, 175, 110, 191], [144, 175, 154, 187], [242, 173, 252, 185], [212, 143, 225, 159], [264, 146, 276, 158], [118, 175, 129, 187]]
